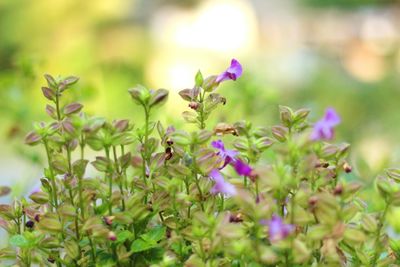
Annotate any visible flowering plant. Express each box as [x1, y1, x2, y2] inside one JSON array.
[[0, 59, 399, 267]]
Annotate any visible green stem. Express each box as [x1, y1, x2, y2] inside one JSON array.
[[191, 145, 204, 211], [141, 106, 150, 202], [371, 202, 391, 265], [66, 146, 82, 260], [78, 135, 85, 219], [88, 233, 97, 264], [220, 194, 224, 212], [198, 90, 207, 130], [121, 145, 129, 192], [55, 92, 61, 121], [43, 140, 58, 210], [255, 178, 259, 200], [105, 146, 113, 215], [113, 146, 125, 211], [184, 176, 192, 218]]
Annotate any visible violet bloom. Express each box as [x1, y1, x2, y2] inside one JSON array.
[[211, 140, 238, 169], [311, 107, 341, 141], [234, 159, 252, 176], [262, 215, 294, 242], [209, 169, 237, 196], [216, 59, 243, 83]]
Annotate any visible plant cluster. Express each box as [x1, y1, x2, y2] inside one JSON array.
[[0, 59, 400, 266]]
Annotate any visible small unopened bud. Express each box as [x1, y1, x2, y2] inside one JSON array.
[[34, 214, 40, 222], [103, 216, 115, 226], [333, 184, 343, 196], [25, 220, 34, 228], [249, 172, 258, 183], [343, 162, 352, 173], [188, 102, 199, 110], [165, 147, 173, 161], [229, 213, 243, 223], [108, 231, 117, 241], [221, 97, 227, 105], [166, 228, 172, 239], [309, 196, 318, 206], [315, 161, 329, 168], [147, 203, 154, 212]]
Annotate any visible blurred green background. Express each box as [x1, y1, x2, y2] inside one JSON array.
[[1, 0, 400, 197]]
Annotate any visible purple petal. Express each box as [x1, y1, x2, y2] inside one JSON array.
[[215, 72, 230, 83], [209, 169, 224, 182], [216, 59, 243, 83], [211, 140, 225, 150], [234, 159, 252, 176], [324, 107, 341, 125], [227, 59, 243, 79], [209, 169, 237, 196], [311, 107, 341, 141], [267, 215, 294, 242], [211, 139, 239, 170]]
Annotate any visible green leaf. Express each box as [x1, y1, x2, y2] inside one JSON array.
[[142, 226, 165, 243], [117, 230, 134, 243], [195, 70, 203, 87], [130, 226, 165, 253], [131, 238, 157, 253], [9, 235, 29, 248]]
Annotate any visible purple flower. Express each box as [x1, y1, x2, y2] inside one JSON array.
[[216, 59, 243, 83], [262, 215, 294, 242], [233, 159, 252, 176], [211, 140, 238, 168], [311, 107, 341, 141], [209, 169, 237, 196]]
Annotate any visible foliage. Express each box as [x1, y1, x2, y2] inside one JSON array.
[[0, 60, 399, 266]]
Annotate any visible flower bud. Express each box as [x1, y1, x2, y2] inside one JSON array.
[[128, 85, 151, 106], [24, 131, 42, 146], [386, 168, 400, 182], [113, 119, 129, 132], [165, 147, 173, 161], [229, 213, 243, 223], [64, 102, 83, 115], [103, 216, 115, 226], [29, 191, 49, 204], [108, 231, 117, 241], [202, 75, 218, 92], [343, 162, 352, 173], [149, 88, 169, 108], [333, 184, 343, 196], [279, 106, 293, 127], [308, 196, 318, 207], [188, 102, 199, 110], [271, 125, 288, 142], [42, 87, 56, 101], [25, 220, 34, 229]]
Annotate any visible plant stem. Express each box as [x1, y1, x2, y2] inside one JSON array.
[[78, 135, 85, 219], [198, 90, 207, 129], [43, 140, 58, 210], [120, 145, 129, 191], [113, 146, 125, 211], [55, 92, 61, 121], [88, 233, 97, 264], [105, 146, 113, 215], [371, 202, 391, 265], [140, 106, 150, 195]]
